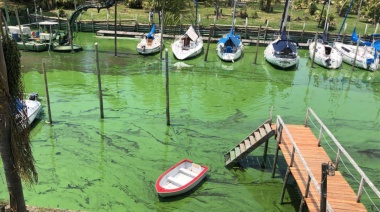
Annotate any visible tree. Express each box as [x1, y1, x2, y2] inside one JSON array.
[[0, 11, 38, 211]]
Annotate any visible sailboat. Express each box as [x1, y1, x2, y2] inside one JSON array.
[[308, 0, 342, 69], [264, 0, 299, 69], [216, 0, 243, 62], [136, 23, 162, 54], [171, 0, 203, 60], [333, 0, 379, 71]]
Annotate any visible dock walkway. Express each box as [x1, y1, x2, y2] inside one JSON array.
[[223, 108, 380, 211], [277, 124, 366, 211]]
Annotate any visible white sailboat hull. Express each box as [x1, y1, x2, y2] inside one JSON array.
[[216, 43, 243, 62], [264, 39, 299, 69], [309, 41, 343, 69], [171, 38, 203, 60], [136, 33, 162, 55], [334, 42, 379, 71]]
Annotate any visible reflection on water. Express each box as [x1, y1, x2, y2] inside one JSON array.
[[1, 33, 378, 211]]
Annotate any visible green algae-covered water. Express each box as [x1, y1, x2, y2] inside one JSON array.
[[1, 33, 379, 211]]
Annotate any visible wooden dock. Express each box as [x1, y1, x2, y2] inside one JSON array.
[[277, 124, 367, 211], [223, 108, 380, 211]]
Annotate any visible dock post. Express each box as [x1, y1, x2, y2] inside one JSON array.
[[263, 21, 268, 42], [95, 43, 104, 119], [91, 13, 94, 33], [160, 10, 164, 60], [57, 10, 60, 30], [272, 142, 280, 178], [310, 32, 318, 68], [165, 49, 170, 126], [253, 25, 261, 64], [280, 167, 291, 204], [114, 1, 117, 57], [42, 62, 52, 124], [352, 34, 360, 71], [342, 23, 347, 42], [300, 22, 306, 42], [245, 17, 248, 39], [67, 21, 74, 53], [320, 163, 328, 212], [204, 17, 216, 61], [261, 138, 269, 168]]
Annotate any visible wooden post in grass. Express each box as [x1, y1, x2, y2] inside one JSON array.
[[204, 17, 216, 61], [311, 32, 318, 68], [95, 43, 104, 119], [263, 21, 269, 43], [300, 22, 306, 42], [114, 1, 117, 56], [91, 13, 94, 33], [352, 34, 360, 71], [42, 62, 52, 124], [165, 49, 170, 125], [253, 25, 261, 64]]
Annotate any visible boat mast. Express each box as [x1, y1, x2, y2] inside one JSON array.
[[195, 0, 198, 29], [337, 0, 354, 37], [280, 0, 290, 32], [232, 0, 237, 30]]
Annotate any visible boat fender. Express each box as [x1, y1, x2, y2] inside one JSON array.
[[33, 44, 36, 49]]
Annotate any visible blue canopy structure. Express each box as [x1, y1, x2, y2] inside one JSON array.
[[218, 28, 241, 47]]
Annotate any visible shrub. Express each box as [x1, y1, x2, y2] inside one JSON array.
[[309, 2, 318, 15]]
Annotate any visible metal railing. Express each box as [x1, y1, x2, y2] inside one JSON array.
[[304, 107, 380, 205], [276, 115, 333, 211]]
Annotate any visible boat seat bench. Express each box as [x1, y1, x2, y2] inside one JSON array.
[[168, 176, 183, 187], [179, 168, 197, 178]]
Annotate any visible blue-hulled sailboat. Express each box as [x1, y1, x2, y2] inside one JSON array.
[[216, 0, 243, 62]]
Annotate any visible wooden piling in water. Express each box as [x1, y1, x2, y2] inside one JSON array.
[[95, 43, 104, 119], [160, 11, 164, 60], [204, 17, 216, 61], [165, 49, 170, 126], [253, 25, 261, 65], [42, 62, 52, 124], [280, 167, 291, 204], [67, 21, 74, 53], [310, 32, 318, 68]]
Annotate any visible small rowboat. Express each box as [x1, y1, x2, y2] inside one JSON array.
[[155, 159, 208, 197]]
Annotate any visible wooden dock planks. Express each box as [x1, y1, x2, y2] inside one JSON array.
[[279, 125, 367, 212]]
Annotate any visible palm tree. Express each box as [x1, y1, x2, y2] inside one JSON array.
[[0, 12, 38, 211]]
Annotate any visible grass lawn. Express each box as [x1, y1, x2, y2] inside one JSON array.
[[4, 1, 378, 35]]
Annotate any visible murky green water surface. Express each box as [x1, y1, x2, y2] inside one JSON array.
[[1, 33, 379, 211]]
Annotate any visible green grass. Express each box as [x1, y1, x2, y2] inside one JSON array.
[[41, 3, 378, 35]]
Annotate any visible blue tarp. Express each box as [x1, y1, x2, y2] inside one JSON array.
[[218, 28, 241, 47], [351, 28, 372, 46], [146, 24, 156, 39]]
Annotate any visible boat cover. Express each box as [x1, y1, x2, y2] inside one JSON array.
[[351, 28, 372, 46], [185, 25, 199, 41], [218, 28, 241, 47], [146, 24, 156, 39], [273, 28, 297, 53]]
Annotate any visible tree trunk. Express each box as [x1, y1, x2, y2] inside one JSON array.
[[265, 0, 272, 12], [0, 36, 27, 212]]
